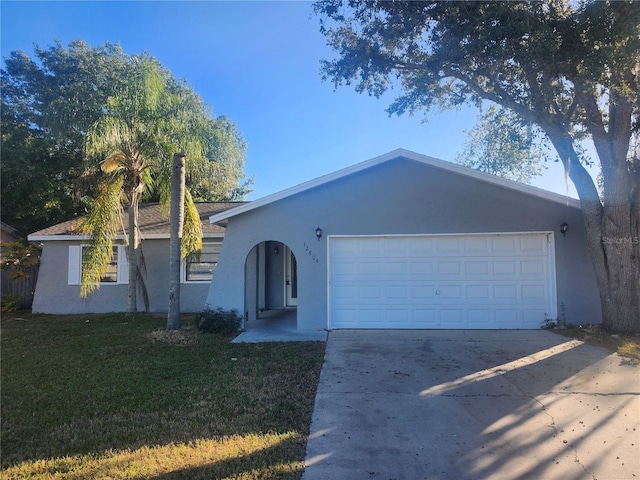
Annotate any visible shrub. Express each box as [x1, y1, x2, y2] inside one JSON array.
[[1, 294, 21, 313], [195, 307, 242, 334]]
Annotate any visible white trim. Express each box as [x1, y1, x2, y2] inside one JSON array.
[[326, 231, 558, 330], [326, 237, 333, 330], [209, 149, 581, 225], [328, 231, 554, 239], [68, 244, 129, 286], [547, 232, 559, 321], [285, 246, 298, 307], [117, 245, 129, 284], [30, 233, 225, 242], [68, 245, 81, 285], [181, 241, 223, 284]]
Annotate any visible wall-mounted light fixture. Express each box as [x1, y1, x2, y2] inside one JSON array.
[[560, 223, 569, 237], [273, 245, 279, 255], [316, 227, 322, 241]]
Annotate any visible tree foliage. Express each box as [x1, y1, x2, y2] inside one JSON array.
[[1, 41, 128, 236], [79, 56, 216, 313], [0, 241, 41, 282], [1, 40, 251, 237], [314, 0, 640, 332], [455, 105, 549, 184]]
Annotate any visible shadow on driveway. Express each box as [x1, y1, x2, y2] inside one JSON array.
[[303, 330, 640, 480]]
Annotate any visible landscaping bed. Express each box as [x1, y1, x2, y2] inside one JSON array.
[[551, 324, 640, 362]]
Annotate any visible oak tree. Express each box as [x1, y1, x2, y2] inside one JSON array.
[[315, 0, 640, 332]]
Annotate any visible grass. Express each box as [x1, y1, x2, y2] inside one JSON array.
[[550, 324, 640, 362], [0, 312, 326, 479]]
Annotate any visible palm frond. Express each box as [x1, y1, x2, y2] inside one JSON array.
[[101, 152, 127, 173], [182, 188, 203, 258], [85, 116, 133, 162], [79, 176, 125, 297]]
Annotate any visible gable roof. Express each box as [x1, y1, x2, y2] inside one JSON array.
[[209, 149, 580, 225], [29, 202, 244, 241]]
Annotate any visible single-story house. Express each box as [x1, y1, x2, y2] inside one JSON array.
[[28, 202, 242, 314], [205, 149, 601, 331], [1, 221, 19, 246]]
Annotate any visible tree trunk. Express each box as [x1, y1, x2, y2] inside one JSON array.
[[546, 127, 640, 333], [126, 190, 140, 316], [167, 153, 186, 330]]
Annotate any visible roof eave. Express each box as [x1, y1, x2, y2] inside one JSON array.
[[209, 149, 582, 224], [28, 233, 226, 242]]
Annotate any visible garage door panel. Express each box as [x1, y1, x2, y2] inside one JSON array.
[[410, 238, 435, 253], [412, 285, 436, 299], [383, 237, 409, 253], [386, 285, 409, 299], [466, 261, 490, 275], [467, 285, 490, 299], [440, 309, 464, 323], [359, 262, 381, 275], [520, 235, 547, 252], [329, 234, 555, 329], [385, 261, 408, 275], [468, 309, 491, 324], [492, 237, 517, 252], [410, 261, 435, 275], [437, 238, 463, 253], [464, 236, 490, 253], [413, 309, 437, 325], [521, 260, 545, 275], [495, 309, 519, 322], [522, 284, 547, 299], [438, 262, 461, 275]]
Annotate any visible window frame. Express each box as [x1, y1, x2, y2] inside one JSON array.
[[68, 244, 128, 286], [182, 241, 221, 284]]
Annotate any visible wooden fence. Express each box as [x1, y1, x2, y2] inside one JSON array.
[[1, 266, 39, 309]]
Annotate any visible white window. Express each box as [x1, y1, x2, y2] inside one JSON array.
[[68, 245, 128, 285], [183, 242, 221, 283]]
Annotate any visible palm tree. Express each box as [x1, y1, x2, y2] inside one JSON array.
[[168, 152, 186, 330], [80, 56, 204, 315]]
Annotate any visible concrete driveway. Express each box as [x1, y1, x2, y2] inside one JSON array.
[[303, 330, 639, 480]]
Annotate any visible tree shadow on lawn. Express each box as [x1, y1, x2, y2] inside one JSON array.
[[0, 313, 325, 478], [147, 434, 307, 480]]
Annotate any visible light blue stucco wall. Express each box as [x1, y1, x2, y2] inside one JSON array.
[[205, 158, 601, 330], [32, 237, 220, 314]]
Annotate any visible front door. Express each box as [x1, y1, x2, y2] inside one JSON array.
[[285, 247, 298, 307]]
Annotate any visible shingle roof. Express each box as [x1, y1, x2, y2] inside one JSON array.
[[29, 202, 244, 240]]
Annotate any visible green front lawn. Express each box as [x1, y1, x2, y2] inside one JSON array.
[[1, 313, 325, 479]]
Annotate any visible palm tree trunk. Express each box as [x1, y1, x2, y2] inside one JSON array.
[[126, 191, 140, 316], [167, 153, 186, 330]]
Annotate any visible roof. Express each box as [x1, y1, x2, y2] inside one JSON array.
[[0, 221, 18, 235], [29, 202, 244, 241], [209, 149, 581, 225]]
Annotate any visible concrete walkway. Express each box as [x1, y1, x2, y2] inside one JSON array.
[[303, 330, 640, 480], [232, 309, 327, 343]]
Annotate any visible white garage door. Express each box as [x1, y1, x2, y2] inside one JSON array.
[[329, 233, 556, 329]]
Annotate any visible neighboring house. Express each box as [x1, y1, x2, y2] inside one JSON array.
[[28, 203, 242, 314], [206, 149, 601, 331], [0, 222, 19, 249]]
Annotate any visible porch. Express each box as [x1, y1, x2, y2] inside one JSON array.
[[232, 308, 327, 343]]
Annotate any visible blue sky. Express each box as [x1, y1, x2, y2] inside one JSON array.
[[1, 0, 579, 200]]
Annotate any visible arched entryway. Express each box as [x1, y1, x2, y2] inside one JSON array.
[[243, 240, 298, 330]]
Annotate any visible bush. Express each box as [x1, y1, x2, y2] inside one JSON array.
[[195, 307, 242, 334], [1, 294, 21, 313]]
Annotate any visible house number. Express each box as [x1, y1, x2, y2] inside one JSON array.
[[303, 242, 320, 264]]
